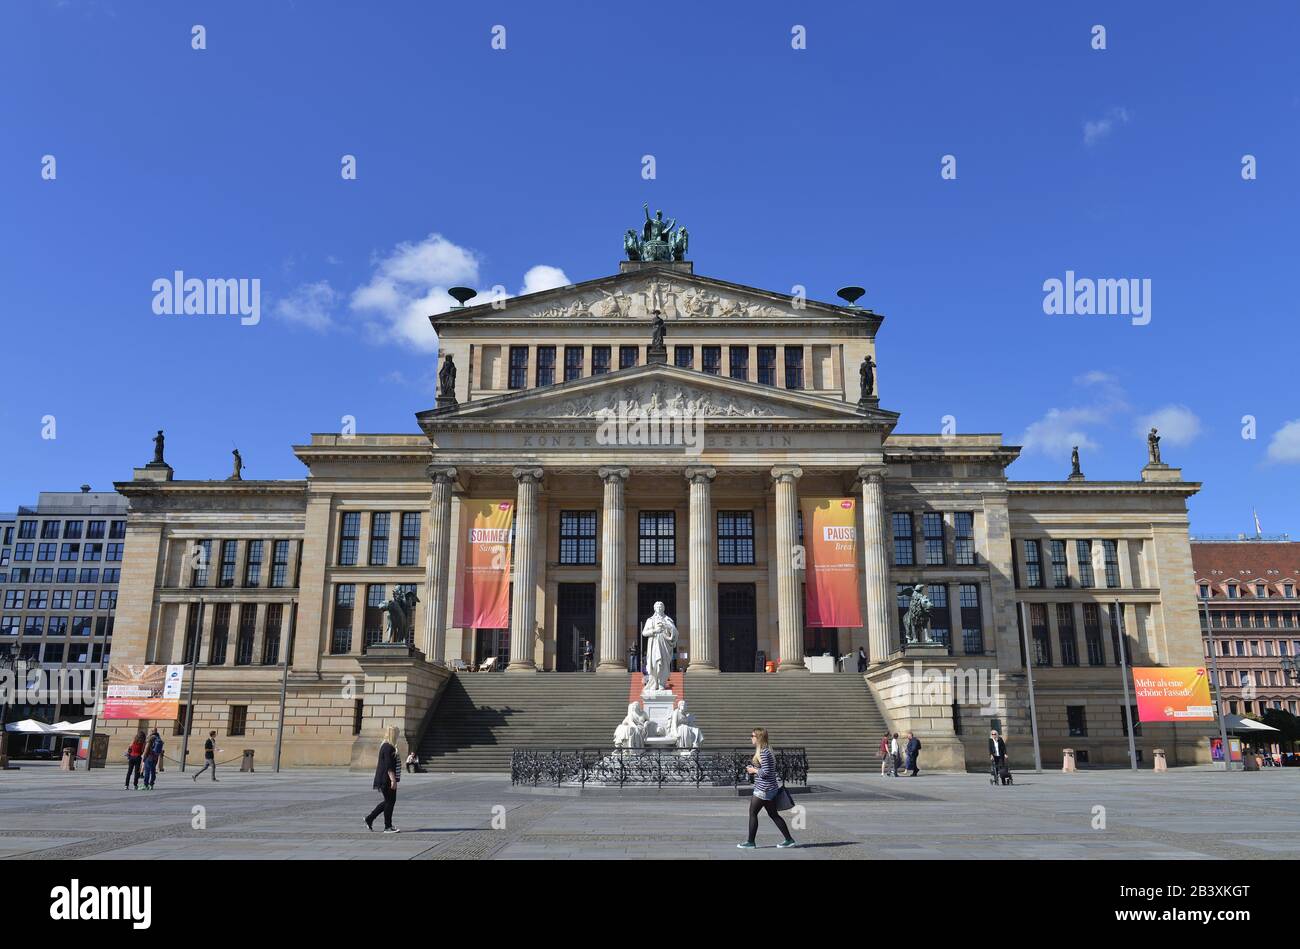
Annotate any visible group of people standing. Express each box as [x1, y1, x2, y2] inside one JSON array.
[[878, 730, 922, 777], [123, 729, 165, 789]]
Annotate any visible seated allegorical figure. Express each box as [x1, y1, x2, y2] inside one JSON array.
[[614, 701, 653, 748], [665, 699, 703, 749]]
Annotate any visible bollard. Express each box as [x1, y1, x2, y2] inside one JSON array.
[[60, 748, 74, 771], [240, 749, 255, 772], [1153, 748, 1167, 772], [1062, 748, 1076, 772]]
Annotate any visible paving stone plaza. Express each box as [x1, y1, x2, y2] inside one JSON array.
[[2, 764, 1296, 861]]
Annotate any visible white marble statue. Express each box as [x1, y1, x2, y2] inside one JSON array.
[[614, 701, 652, 748], [641, 601, 678, 693], [665, 699, 703, 748]]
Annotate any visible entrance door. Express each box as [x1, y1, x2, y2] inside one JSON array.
[[636, 583, 677, 670], [556, 583, 597, 672], [718, 582, 758, 672]]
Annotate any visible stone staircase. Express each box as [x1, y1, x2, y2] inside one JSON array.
[[417, 671, 887, 775]]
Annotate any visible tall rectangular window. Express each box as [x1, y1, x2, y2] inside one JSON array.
[[399, 513, 421, 566], [927, 584, 950, 651], [558, 511, 597, 565], [507, 346, 529, 389], [218, 540, 237, 588], [235, 603, 256, 665], [1056, 603, 1078, 665], [717, 511, 756, 565], [1050, 540, 1069, 588], [922, 513, 945, 566], [729, 346, 749, 381], [1066, 705, 1088, 737], [365, 584, 386, 646], [229, 705, 248, 737], [369, 513, 390, 566], [190, 540, 212, 587], [338, 512, 360, 565], [564, 346, 584, 382], [619, 345, 639, 369], [209, 603, 230, 665], [1023, 540, 1043, 588], [332, 585, 355, 654], [953, 512, 975, 565], [892, 513, 914, 566], [1083, 603, 1105, 665], [1029, 602, 1051, 665], [183, 603, 202, 664], [591, 345, 611, 375], [270, 540, 291, 587], [638, 511, 676, 565], [757, 346, 777, 386], [1076, 540, 1094, 587], [674, 345, 694, 369], [959, 584, 983, 654], [701, 346, 721, 375], [1103, 540, 1121, 588], [784, 346, 804, 389], [535, 345, 556, 386], [262, 603, 283, 665], [244, 540, 263, 587], [110, 520, 126, 539]]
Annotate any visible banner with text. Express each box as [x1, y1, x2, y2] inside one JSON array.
[[801, 497, 862, 628], [453, 499, 515, 629], [1133, 666, 1215, 722], [102, 664, 184, 720]]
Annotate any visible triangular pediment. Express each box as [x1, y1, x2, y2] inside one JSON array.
[[430, 266, 881, 327], [418, 363, 897, 429]]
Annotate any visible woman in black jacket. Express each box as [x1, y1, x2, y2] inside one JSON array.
[[364, 726, 401, 834]]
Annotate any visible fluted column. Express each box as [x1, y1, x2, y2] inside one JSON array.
[[597, 466, 630, 673], [507, 466, 543, 673], [859, 465, 893, 664], [424, 464, 457, 662], [685, 466, 718, 673], [771, 465, 806, 672]]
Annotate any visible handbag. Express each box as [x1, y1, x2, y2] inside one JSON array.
[[772, 787, 795, 811]]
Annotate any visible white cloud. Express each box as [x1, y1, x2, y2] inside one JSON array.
[[520, 265, 571, 296], [272, 280, 338, 331], [1266, 420, 1300, 463], [1134, 405, 1202, 446], [1083, 106, 1131, 146], [1018, 370, 1128, 456]]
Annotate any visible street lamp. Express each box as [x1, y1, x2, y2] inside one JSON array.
[[0, 652, 17, 770]]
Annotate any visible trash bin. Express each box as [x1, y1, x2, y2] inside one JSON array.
[[1153, 748, 1167, 772], [1062, 748, 1076, 772], [60, 748, 75, 771], [240, 749, 255, 772]]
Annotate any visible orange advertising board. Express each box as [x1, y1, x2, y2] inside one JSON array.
[[452, 499, 515, 629], [800, 497, 862, 628], [1132, 666, 1215, 722]]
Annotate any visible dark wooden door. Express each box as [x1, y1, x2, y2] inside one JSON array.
[[718, 582, 757, 672], [555, 583, 596, 672]]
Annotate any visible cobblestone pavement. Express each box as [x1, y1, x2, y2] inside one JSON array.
[[1, 763, 1296, 860]]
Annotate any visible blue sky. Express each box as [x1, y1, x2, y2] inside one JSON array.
[[3, 1, 1297, 534]]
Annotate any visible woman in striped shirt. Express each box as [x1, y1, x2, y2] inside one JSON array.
[[739, 727, 797, 850]]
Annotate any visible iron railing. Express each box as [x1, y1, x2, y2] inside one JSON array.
[[510, 746, 809, 788]]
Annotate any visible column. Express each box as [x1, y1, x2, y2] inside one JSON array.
[[685, 466, 718, 672], [424, 465, 457, 663], [597, 466, 630, 672], [859, 465, 894, 664], [771, 465, 805, 672], [507, 466, 543, 673]]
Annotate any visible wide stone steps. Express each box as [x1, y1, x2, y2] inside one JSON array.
[[417, 671, 887, 775]]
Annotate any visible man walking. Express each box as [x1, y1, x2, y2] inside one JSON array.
[[192, 730, 221, 781], [905, 731, 922, 776], [989, 729, 1008, 784]]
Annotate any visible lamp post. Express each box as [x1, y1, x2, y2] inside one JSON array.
[[1200, 595, 1235, 772], [0, 652, 16, 770]]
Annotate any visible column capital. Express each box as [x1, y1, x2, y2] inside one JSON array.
[[684, 465, 717, 485], [511, 466, 544, 485], [770, 464, 803, 484], [598, 465, 630, 484], [856, 464, 887, 485], [426, 464, 458, 485]]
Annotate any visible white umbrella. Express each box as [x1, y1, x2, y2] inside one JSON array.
[[3, 719, 56, 734], [1224, 714, 1280, 733], [51, 720, 92, 733]]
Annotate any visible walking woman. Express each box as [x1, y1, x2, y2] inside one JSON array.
[[124, 731, 145, 789], [365, 726, 401, 834], [738, 728, 796, 850], [878, 729, 891, 776]]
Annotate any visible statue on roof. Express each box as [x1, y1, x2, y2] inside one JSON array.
[[625, 205, 686, 262]]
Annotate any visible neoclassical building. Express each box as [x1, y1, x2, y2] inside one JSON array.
[[103, 233, 1213, 769]]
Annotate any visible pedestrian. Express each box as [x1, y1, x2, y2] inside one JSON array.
[[404, 750, 417, 774], [141, 729, 164, 789], [192, 730, 221, 782], [889, 732, 901, 777], [857, 647, 867, 673], [878, 729, 891, 777], [738, 727, 796, 850], [582, 639, 594, 672], [905, 730, 922, 776], [124, 731, 145, 789], [989, 729, 1008, 785], [365, 726, 402, 834]]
